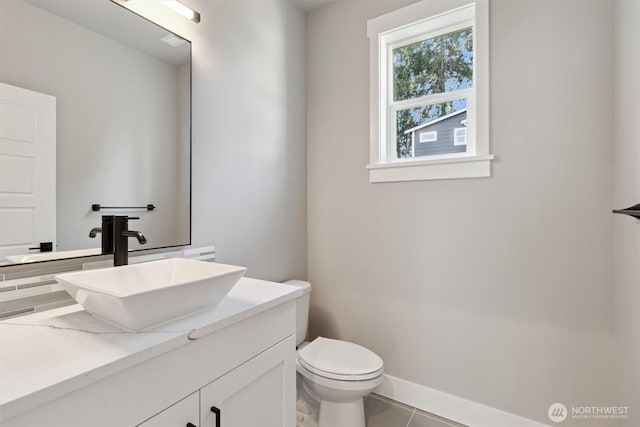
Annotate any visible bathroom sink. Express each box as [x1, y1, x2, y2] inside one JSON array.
[[55, 258, 246, 331]]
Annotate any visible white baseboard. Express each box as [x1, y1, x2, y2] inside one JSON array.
[[374, 374, 550, 427]]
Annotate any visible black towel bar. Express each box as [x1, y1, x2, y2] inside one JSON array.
[[92, 204, 155, 212]]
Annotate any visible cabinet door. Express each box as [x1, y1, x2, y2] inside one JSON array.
[[200, 336, 296, 427], [138, 391, 199, 427]]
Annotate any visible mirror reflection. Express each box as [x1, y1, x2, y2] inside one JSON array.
[[0, 0, 191, 266]]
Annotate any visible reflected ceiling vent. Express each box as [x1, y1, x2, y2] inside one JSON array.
[[161, 33, 187, 47]]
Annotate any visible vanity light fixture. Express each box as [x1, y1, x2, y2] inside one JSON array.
[[159, 0, 201, 23], [116, 0, 200, 23]]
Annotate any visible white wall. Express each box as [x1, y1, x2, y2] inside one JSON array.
[[307, 0, 615, 425], [0, 0, 189, 252], [614, 0, 640, 425], [122, 0, 308, 281]]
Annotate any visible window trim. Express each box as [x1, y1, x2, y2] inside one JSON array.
[[367, 0, 492, 183]]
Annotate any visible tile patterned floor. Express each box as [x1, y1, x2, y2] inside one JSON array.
[[364, 394, 467, 427]]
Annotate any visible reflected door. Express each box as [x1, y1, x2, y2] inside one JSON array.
[[0, 83, 56, 258]]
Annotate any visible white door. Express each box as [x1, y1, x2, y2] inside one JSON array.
[[0, 82, 56, 258]]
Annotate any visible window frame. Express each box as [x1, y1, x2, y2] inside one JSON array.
[[367, 0, 492, 183]]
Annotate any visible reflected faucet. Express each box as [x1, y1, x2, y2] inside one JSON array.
[[113, 216, 147, 266], [89, 215, 146, 266], [89, 215, 115, 255]]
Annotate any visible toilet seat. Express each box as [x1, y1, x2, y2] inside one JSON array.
[[298, 337, 384, 381]]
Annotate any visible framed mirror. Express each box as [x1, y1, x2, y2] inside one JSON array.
[[0, 0, 191, 266]]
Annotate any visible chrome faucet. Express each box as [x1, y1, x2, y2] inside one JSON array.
[[89, 215, 146, 266], [113, 216, 147, 266]]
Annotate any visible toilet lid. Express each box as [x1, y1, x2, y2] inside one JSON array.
[[298, 337, 384, 381]]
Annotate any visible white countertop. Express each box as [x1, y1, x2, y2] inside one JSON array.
[[0, 277, 302, 422]]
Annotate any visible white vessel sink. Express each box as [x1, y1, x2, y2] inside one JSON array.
[[55, 258, 246, 331]]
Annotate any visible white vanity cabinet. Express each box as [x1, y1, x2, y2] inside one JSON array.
[[138, 336, 294, 427], [200, 336, 293, 427], [0, 279, 299, 427]]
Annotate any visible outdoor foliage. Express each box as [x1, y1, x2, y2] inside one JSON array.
[[393, 27, 473, 157]]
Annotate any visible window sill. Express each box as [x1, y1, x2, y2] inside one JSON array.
[[366, 154, 494, 183]]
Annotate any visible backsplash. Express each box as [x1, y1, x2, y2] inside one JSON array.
[[0, 246, 216, 320]]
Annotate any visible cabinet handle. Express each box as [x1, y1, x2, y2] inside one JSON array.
[[210, 406, 221, 427], [186, 423, 197, 427]]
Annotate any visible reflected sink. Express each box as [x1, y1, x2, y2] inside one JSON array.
[[55, 258, 246, 331], [5, 248, 102, 263]]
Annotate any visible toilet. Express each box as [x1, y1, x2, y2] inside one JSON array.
[[285, 280, 384, 427]]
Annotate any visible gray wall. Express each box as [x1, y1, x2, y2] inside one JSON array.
[[307, 0, 614, 425], [614, 0, 640, 424], [124, 0, 308, 282]]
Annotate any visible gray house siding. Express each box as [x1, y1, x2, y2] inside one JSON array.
[[413, 111, 467, 157]]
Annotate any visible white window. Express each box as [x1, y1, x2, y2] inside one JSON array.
[[454, 127, 467, 145], [367, 0, 492, 183], [419, 131, 437, 143]]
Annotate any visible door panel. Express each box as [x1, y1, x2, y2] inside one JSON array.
[[0, 99, 36, 142], [0, 156, 34, 193], [200, 337, 296, 427], [0, 209, 33, 247]]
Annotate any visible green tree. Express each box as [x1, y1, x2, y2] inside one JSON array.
[[393, 28, 473, 158]]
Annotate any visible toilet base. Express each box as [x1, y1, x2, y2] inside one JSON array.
[[318, 398, 365, 427], [296, 397, 319, 427]]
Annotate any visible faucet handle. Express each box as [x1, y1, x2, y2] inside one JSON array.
[[114, 215, 139, 221]]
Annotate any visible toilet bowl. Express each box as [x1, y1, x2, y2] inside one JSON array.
[[284, 280, 384, 427], [297, 337, 384, 427]]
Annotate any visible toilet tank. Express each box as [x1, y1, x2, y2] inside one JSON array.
[[283, 280, 311, 346]]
